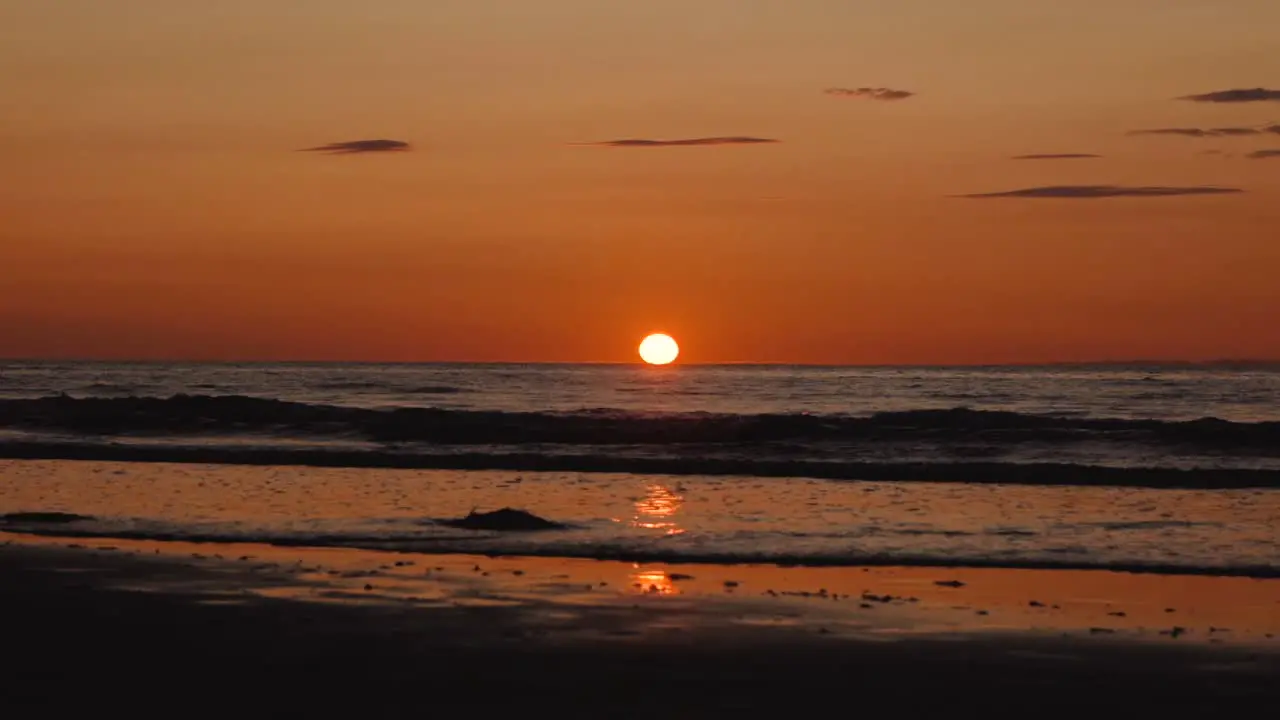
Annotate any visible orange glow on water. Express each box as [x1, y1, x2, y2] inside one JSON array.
[[631, 484, 685, 536]]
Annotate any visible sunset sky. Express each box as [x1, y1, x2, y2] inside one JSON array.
[[3, 0, 1279, 364]]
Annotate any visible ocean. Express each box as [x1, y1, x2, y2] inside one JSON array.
[[0, 360, 1277, 577]]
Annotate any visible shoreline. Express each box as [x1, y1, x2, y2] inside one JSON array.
[[6, 523, 1279, 579], [3, 457, 1275, 581], [2, 441, 1277, 489], [2, 532, 1277, 713]]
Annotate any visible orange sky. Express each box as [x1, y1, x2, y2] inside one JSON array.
[[2, 1, 1279, 363]]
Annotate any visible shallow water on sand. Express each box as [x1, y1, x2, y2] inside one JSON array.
[[1, 460, 1275, 576]]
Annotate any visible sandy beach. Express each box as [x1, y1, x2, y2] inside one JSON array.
[[2, 532, 1276, 715]]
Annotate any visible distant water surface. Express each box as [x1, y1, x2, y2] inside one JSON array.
[[0, 362, 1277, 482], [3, 361, 1277, 420]]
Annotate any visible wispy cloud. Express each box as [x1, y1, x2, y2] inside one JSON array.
[[576, 137, 779, 147], [959, 185, 1243, 199], [1248, 149, 1280, 160], [1179, 88, 1280, 103], [1128, 127, 1263, 138], [824, 87, 915, 101], [1011, 154, 1101, 160], [300, 139, 410, 154]]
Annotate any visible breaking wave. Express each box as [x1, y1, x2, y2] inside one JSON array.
[[2, 394, 1277, 446], [2, 516, 1274, 579], [2, 395, 1279, 488]]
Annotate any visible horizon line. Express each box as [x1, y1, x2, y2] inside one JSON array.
[[2, 356, 1277, 369]]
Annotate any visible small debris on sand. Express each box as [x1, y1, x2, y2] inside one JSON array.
[[935, 580, 966, 588]]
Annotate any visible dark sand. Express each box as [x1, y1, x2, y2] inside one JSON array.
[[2, 538, 1277, 716]]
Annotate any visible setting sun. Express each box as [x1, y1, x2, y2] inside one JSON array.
[[638, 334, 680, 365]]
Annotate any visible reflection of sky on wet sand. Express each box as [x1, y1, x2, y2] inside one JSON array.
[[6, 532, 1278, 646], [630, 484, 684, 536]]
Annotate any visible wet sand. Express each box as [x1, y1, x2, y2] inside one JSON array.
[[2, 534, 1276, 715]]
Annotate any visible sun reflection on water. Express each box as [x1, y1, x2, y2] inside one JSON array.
[[632, 484, 685, 536], [630, 565, 678, 595]]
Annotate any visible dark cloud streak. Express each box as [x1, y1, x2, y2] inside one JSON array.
[[1179, 88, 1280, 103], [824, 87, 915, 101], [959, 185, 1244, 199], [1011, 154, 1101, 160], [300, 139, 410, 154], [1128, 127, 1263, 138], [1247, 149, 1280, 160], [577, 137, 779, 147]]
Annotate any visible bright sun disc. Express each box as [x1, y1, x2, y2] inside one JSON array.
[[638, 333, 679, 365]]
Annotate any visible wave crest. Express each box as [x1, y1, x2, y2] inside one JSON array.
[[2, 394, 1278, 448]]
